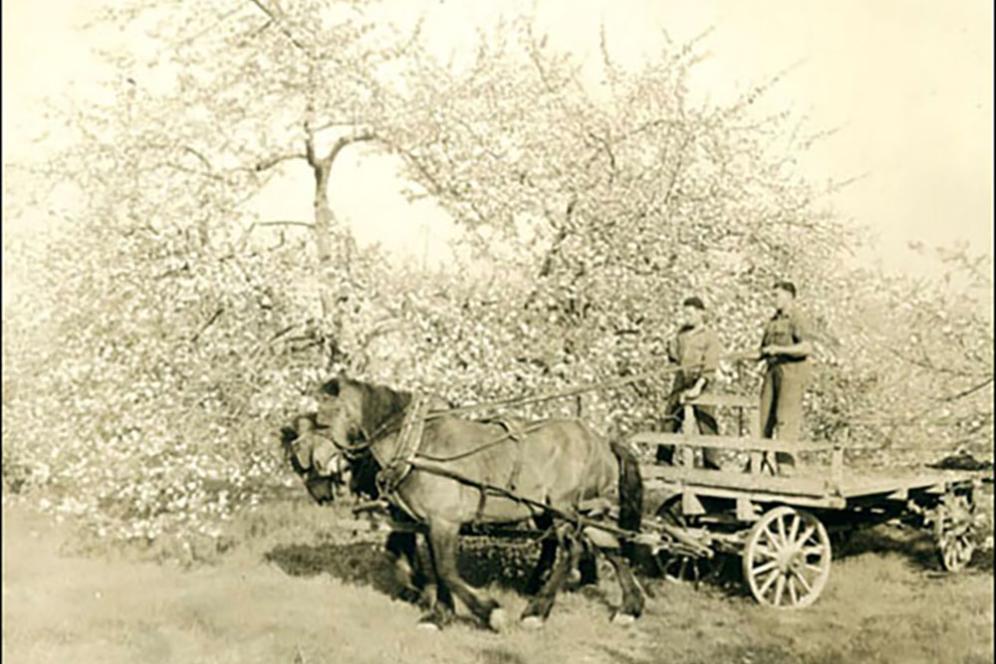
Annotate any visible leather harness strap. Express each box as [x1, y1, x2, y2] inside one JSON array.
[[494, 419, 526, 492], [375, 393, 430, 498], [372, 400, 544, 523]]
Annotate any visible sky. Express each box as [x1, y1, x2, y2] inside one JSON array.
[[3, 0, 993, 278]]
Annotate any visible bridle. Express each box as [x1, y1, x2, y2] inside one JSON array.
[[322, 406, 410, 459]]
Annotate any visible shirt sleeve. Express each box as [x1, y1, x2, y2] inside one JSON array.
[[703, 331, 721, 383], [791, 311, 813, 343], [666, 335, 680, 363]]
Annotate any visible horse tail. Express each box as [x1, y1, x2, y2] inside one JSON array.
[[610, 440, 643, 535]]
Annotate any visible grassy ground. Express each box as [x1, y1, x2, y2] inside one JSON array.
[[3, 497, 993, 664]]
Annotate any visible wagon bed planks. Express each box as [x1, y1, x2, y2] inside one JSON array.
[[641, 463, 975, 507], [642, 465, 833, 494], [833, 471, 973, 499], [629, 432, 837, 454]]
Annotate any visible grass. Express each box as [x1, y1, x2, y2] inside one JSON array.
[[3, 495, 993, 664]]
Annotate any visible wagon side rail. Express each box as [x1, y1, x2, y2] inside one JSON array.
[[629, 395, 846, 482]]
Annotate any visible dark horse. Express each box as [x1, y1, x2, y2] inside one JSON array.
[[287, 375, 646, 631], [280, 413, 435, 609]]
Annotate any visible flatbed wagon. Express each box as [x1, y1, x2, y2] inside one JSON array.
[[628, 393, 986, 608]]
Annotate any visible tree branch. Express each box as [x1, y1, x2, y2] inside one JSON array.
[[254, 152, 307, 172], [326, 131, 376, 167], [178, 6, 247, 47], [941, 376, 995, 402], [246, 0, 311, 55], [255, 220, 315, 229], [191, 307, 225, 344]]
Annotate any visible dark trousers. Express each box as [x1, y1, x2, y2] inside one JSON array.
[[656, 397, 722, 469], [760, 362, 810, 467]]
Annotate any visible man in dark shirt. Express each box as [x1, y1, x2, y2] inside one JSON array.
[[657, 296, 723, 470], [759, 281, 813, 472]]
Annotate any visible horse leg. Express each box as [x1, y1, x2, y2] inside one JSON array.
[[577, 545, 600, 587], [386, 531, 421, 603], [426, 519, 507, 632], [386, 530, 436, 608], [525, 515, 558, 596], [412, 534, 438, 612], [520, 525, 577, 628], [417, 529, 454, 630], [602, 548, 645, 625]]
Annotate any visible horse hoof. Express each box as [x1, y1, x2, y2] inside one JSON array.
[[416, 621, 440, 632], [567, 569, 581, 585], [521, 616, 544, 631], [611, 613, 636, 627], [488, 608, 509, 633]]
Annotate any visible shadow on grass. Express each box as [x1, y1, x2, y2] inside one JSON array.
[[839, 524, 994, 573], [263, 537, 546, 602], [636, 522, 994, 606]]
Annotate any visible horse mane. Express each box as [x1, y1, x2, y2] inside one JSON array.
[[356, 379, 413, 436]]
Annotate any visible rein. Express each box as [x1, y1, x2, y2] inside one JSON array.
[[338, 354, 760, 465], [338, 352, 760, 456], [420, 352, 761, 421], [415, 421, 549, 463]]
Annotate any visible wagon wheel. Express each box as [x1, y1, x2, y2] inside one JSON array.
[[742, 506, 831, 609], [931, 492, 977, 573], [655, 496, 714, 585]]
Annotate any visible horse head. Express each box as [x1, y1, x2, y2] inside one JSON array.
[[280, 413, 347, 505], [314, 373, 412, 454], [314, 374, 370, 453]]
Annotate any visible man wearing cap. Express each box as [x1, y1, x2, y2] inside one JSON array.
[[758, 280, 813, 472], [657, 296, 723, 470]]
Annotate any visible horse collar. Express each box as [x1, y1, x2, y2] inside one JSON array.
[[374, 392, 430, 497]]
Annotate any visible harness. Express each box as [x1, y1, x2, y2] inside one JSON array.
[[372, 392, 432, 498], [476, 417, 529, 492], [356, 395, 550, 523]]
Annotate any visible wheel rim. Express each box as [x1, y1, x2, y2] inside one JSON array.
[[940, 533, 975, 572], [742, 506, 831, 609], [935, 493, 977, 573]]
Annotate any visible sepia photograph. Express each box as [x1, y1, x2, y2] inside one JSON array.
[[2, 1, 993, 663]]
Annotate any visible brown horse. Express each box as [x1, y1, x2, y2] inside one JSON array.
[[297, 374, 645, 631]]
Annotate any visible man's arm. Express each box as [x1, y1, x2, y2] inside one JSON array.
[[763, 340, 812, 358], [762, 312, 813, 358], [666, 335, 679, 363], [682, 332, 720, 400]]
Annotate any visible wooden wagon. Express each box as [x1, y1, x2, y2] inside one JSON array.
[[628, 393, 986, 609]]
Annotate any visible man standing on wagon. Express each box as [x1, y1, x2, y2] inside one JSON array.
[[656, 296, 724, 470], [758, 280, 814, 473]]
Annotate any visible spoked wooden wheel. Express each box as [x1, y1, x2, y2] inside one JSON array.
[[742, 506, 831, 609], [655, 496, 713, 584], [933, 492, 977, 573]]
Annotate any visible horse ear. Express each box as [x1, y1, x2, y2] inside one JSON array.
[[279, 426, 299, 446]]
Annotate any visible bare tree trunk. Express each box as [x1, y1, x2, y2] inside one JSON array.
[[304, 130, 375, 367], [311, 159, 334, 266], [310, 158, 337, 321]]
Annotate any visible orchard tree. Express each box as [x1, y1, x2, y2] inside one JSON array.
[[849, 246, 993, 461], [0, 0, 451, 540], [388, 22, 864, 435]]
